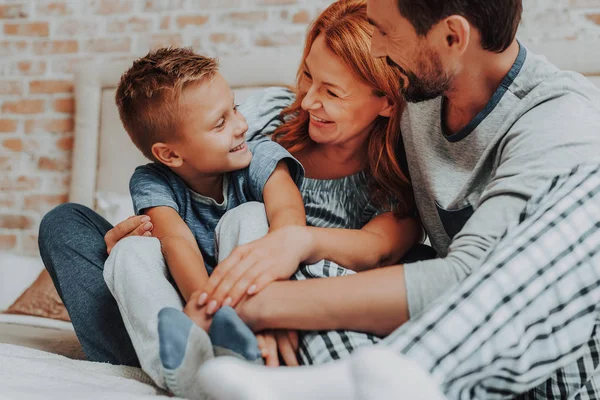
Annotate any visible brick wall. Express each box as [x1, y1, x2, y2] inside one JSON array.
[[1, 0, 600, 256]]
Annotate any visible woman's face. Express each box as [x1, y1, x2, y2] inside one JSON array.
[[300, 34, 392, 148]]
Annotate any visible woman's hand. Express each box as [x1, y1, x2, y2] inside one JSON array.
[[104, 215, 153, 254], [256, 330, 300, 367], [199, 226, 314, 314]]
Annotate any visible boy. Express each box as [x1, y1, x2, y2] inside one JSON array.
[[103, 47, 305, 397]]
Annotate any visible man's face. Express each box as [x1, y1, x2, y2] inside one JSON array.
[[367, 0, 453, 103]]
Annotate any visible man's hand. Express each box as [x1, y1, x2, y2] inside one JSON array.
[[104, 215, 153, 254], [257, 330, 300, 367], [199, 226, 313, 314], [183, 290, 212, 331]]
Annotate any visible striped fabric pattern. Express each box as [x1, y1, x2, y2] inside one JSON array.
[[383, 164, 600, 400]]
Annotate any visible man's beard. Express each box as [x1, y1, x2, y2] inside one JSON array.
[[386, 47, 452, 103]]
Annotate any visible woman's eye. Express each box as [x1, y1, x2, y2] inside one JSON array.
[[327, 90, 339, 98], [303, 71, 312, 80]]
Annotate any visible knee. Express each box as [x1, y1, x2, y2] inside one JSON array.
[[216, 202, 268, 233], [105, 236, 162, 280], [39, 203, 88, 240]]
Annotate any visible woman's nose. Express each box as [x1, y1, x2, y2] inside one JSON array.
[[301, 86, 321, 110]]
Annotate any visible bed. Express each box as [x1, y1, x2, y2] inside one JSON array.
[[1, 39, 599, 397]]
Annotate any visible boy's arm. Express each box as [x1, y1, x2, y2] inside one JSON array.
[[144, 206, 208, 302], [262, 160, 306, 231]]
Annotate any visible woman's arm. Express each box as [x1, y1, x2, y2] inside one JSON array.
[[237, 264, 409, 337], [300, 213, 422, 271], [145, 206, 208, 301]]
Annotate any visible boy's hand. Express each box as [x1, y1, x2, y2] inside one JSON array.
[[257, 330, 300, 367], [104, 215, 153, 254], [184, 290, 212, 332], [199, 226, 312, 314]]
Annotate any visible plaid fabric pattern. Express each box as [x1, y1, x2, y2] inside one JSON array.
[[293, 260, 380, 365], [383, 164, 600, 400]]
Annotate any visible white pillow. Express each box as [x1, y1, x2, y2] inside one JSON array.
[[0, 252, 45, 311], [95, 191, 135, 226]]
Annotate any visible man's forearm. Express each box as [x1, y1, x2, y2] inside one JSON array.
[[238, 264, 410, 337]]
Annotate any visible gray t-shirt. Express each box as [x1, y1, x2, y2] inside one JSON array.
[[402, 43, 600, 317], [130, 138, 304, 273]]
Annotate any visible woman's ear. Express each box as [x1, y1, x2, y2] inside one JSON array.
[[378, 97, 395, 118], [151, 142, 183, 167]]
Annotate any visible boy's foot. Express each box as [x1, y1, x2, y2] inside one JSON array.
[[157, 307, 215, 399], [209, 306, 262, 361]]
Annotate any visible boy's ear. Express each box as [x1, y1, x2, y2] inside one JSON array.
[[151, 142, 183, 167], [378, 97, 395, 118]]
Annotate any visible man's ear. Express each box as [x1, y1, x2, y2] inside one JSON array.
[[378, 97, 395, 118], [440, 15, 470, 55], [151, 142, 183, 167]]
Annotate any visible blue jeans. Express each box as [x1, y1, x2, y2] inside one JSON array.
[[38, 203, 140, 366]]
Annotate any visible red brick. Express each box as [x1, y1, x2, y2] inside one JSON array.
[[37, 2, 76, 17], [107, 17, 153, 33], [0, 4, 29, 19], [22, 233, 41, 257], [159, 16, 170, 30], [56, 135, 74, 151], [16, 60, 46, 75], [0, 156, 15, 172], [0, 119, 18, 133], [25, 118, 74, 134], [33, 40, 78, 55], [54, 20, 102, 37], [586, 13, 600, 25], [50, 57, 92, 75], [2, 99, 45, 115], [209, 33, 240, 44], [0, 41, 28, 57], [0, 176, 40, 191], [138, 34, 183, 50], [4, 22, 49, 37], [0, 235, 17, 251], [0, 81, 22, 96], [3, 138, 23, 152], [176, 15, 210, 28], [94, 0, 133, 15], [221, 11, 268, 26], [255, 31, 304, 47], [144, 0, 185, 11], [83, 37, 131, 53], [29, 80, 74, 94], [292, 10, 310, 24], [38, 156, 71, 171], [53, 98, 75, 114], [0, 214, 35, 230], [24, 194, 68, 213]]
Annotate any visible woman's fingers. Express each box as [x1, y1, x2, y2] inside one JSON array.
[[287, 330, 299, 352], [224, 264, 271, 308], [104, 215, 153, 254], [205, 253, 258, 315], [276, 330, 299, 366], [199, 248, 245, 307], [262, 332, 280, 367]]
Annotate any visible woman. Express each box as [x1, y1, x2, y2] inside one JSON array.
[[39, 0, 430, 370]]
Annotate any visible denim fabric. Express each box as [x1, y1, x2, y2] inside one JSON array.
[[38, 203, 139, 366]]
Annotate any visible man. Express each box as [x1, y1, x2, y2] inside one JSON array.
[[195, 0, 600, 398]]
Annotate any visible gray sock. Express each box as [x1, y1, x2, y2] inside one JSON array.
[[209, 306, 262, 364], [157, 307, 215, 399]]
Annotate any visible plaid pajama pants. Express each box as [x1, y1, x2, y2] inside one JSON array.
[[384, 163, 600, 399]]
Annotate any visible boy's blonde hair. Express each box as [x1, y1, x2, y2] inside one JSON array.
[[115, 47, 218, 162]]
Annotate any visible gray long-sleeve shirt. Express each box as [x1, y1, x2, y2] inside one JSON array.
[[402, 43, 600, 317]]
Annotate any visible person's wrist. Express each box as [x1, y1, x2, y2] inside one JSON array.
[[236, 292, 267, 332]]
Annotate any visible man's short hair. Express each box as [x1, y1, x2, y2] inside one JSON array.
[[396, 0, 522, 52], [115, 47, 218, 161]]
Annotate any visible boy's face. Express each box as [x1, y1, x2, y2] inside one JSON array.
[[171, 72, 251, 176]]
